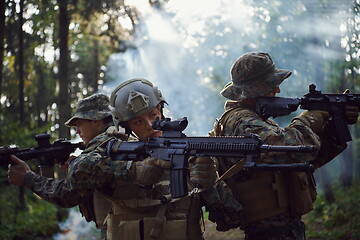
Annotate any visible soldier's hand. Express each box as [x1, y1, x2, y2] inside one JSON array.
[[8, 155, 32, 186], [294, 110, 330, 133], [345, 105, 359, 125], [189, 157, 217, 189], [133, 157, 172, 186]]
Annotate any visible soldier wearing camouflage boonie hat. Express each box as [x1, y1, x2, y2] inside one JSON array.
[[221, 52, 292, 101], [65, 93, 111, 127], [210, 52, 358, 239]]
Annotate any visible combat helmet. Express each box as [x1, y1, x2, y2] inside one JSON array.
[[65, 93, 111, 127], [221, 52, 292, 101], [109, 78, 167, 127]]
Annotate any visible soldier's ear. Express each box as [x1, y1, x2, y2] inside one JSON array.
[[93, 119, 105, 128]]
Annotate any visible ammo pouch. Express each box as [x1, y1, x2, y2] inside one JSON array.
[[286, 171, 317, 216], [93, 190, 111, 229], [78, 196, 96, 223], [231, 172, 290, 223], [106, 213, 188, 240], [105, 193, 202, 240]]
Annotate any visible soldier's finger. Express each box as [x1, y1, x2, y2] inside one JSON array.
[[153, 159, 172, 169], [345, 112, 359, 118], [10, 155, 24, 165], [194, 157, 214, 165], [345, 105, 359, 112], [191, 163, 216, 171]]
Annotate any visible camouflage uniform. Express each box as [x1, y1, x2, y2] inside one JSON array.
[[25, 94, 121, 239], [102, 78, 245, 240], [24, 132, 126, 207], [65, 93, 115, 236], [211, 52, 346, 240]]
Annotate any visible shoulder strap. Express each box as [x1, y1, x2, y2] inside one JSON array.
[[82, 136, 115, 154], [209, 108, 237, 137]]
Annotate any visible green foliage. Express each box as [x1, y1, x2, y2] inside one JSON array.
[[0, 185, 68, 240], [304, 184, 360, 240], [0, 112, 53, 147]]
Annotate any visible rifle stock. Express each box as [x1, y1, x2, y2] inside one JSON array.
[[107, 117, 316, 199], [257, 84, 360, 143]]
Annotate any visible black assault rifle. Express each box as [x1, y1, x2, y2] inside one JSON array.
[[256, 84, 360, 144], [0, 133, 83, 167], [106, 117, 315, 199]]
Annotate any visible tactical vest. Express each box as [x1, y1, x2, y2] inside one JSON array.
[[103, 171, 203, 240], [78, 135, 116, 230], [93, 191, 112, 229], [211, 108, 316, 223]]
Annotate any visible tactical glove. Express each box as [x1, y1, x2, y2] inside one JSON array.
[[132, 157, 172, 186], [293, 110, 330, 134], [345, 105, 359, 125], [189, 157, 217, 189]]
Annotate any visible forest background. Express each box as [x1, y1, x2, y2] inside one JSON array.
[[0, 0, 359, 239]]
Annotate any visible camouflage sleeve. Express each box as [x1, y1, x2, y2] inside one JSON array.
[[23, 149, 115, 207], [24, 171, 84, 207], [23, 134, 132, 207], [311, 125, 347, 169], [225, 109, 321, 163]]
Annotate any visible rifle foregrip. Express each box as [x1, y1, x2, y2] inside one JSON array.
[[332, 115, 352, 143]]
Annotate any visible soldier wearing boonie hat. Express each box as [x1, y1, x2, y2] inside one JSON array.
[[209, 52, 354, 239], [65, 93, 112, 127], [65, 93, 114, 240]]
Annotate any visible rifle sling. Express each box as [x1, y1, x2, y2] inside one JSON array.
[[217, 158, 246, 183], [150, 204, 167, 239]]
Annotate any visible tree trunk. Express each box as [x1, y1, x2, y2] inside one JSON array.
[[318, 167, 335, 203], [92, 38, 99, 93], [17, 0, 25, 210], [338, 69, 353, 187], [340, 145, 353, 188], [18, 0, 24, 123], [57, 0, 71, 139], [0, 0, 5, 101]]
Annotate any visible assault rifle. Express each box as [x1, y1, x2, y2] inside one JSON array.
[[106, 117, 315, 199], [0, 133, 83, 167], [256, 84, 360, 144]]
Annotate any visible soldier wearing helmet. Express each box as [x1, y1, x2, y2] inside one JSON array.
[[209, 52, 359, 239], [109, 78, 167, 140], [8, 78, 242, 239], [105, 78, 245, 240], [8, 91, 175, 239]]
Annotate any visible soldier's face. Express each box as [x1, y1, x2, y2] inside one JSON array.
[[127, 105, 163, 142], [74, 119, 103, 145]]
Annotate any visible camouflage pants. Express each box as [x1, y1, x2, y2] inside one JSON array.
[[244, 220, 306, 240]]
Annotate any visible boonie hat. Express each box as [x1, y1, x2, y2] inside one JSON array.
[[65, 93, 111, 127], [221, 52, 292, 101]]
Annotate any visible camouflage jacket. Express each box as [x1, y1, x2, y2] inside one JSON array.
[[211, 101, 322, 164], [213, 101, 346, 166], [210, 101, 346, 231], [24, 132, 131, 207]]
